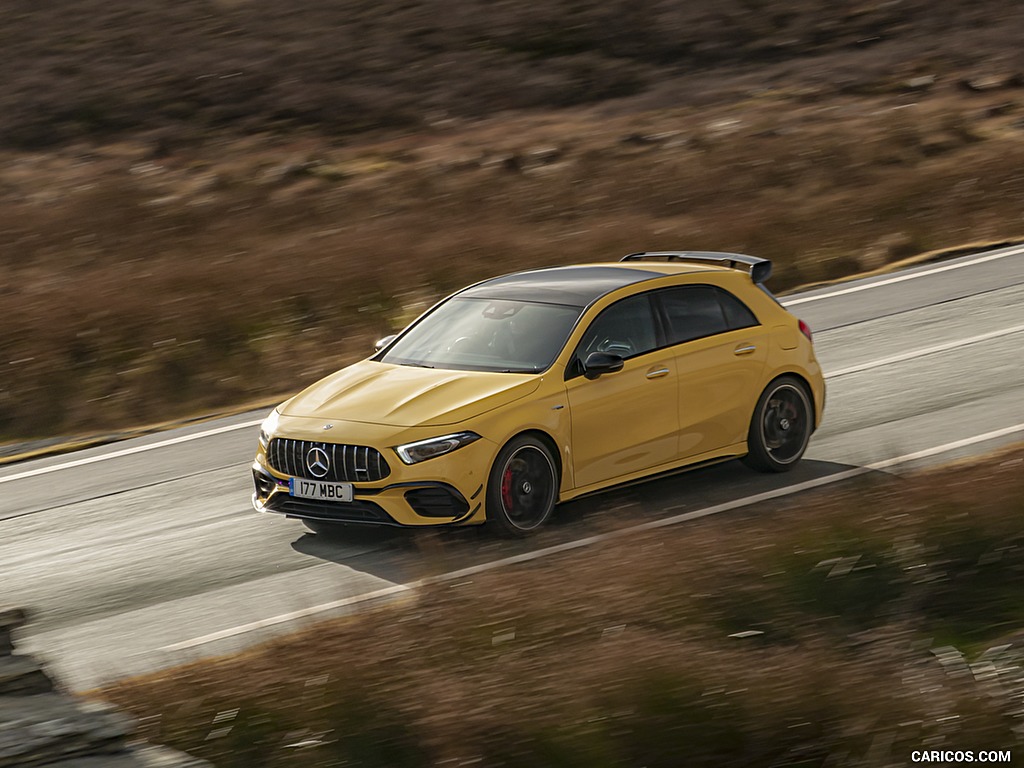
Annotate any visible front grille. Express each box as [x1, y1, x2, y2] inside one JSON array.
[[404, 486, 469, 518], [268, 438, 391, 482], [265, 494, 395, 525]]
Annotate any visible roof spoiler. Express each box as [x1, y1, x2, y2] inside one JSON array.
[[620, 251, 772, 285]]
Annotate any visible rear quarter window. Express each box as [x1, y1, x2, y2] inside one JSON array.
[[717, 288, 760, 330]]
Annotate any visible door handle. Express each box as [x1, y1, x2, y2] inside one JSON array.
[[733, 345, 757, 356], [646, 367, 670, 379]]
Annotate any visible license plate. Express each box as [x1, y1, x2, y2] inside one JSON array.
[[289, 478, 354, 502]]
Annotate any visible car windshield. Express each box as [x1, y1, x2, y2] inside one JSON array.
[[379, 297, 583, 373]]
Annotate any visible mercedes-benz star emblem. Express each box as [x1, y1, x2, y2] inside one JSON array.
[[306, 446, 330, 478], [322, 423, 334, 431]]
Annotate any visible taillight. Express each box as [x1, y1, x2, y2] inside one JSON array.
[[798, 319, 813, 342]]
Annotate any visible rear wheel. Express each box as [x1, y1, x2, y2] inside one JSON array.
[[486, 435, 559, 537], [742, 376, 812, 473]]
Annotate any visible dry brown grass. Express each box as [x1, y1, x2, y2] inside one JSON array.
[[3, 93, 1024, 441], [2, 0, 1021, 148], [1, 0, 1024, 442], [99, 448, 1024, 767]]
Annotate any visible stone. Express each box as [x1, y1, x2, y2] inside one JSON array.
[[0, 693, 135, 765], [960, 75, 1012, 93], [0, 655, 54, 695], [0, 606, 211, 767], [0, 609, 28, 657], [904, 75, 936, 91]]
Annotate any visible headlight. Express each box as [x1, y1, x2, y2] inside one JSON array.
[[258, 408, 280, 449], [394, 431, 481, 465]]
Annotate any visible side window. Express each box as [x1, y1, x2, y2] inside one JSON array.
[[717, 288, 759, 330], [660, 286, 728, 344], [576, 293, 658, 363]]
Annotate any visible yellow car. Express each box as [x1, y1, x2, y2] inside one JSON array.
[[252, 252, 825, 536]]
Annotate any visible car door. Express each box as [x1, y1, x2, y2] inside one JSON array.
[[564, 292, 680, 489], [656, 285, 769, 458]]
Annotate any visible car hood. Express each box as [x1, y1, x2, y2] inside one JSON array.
[[280, 360, 542, 427]]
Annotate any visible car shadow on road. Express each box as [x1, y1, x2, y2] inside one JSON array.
[[290, 457, 890, 587]]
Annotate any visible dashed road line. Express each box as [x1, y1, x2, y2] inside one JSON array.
[[784, 245, 1024, 307], [825, 323, 1024, 378], [163, 422, 1024, 652]]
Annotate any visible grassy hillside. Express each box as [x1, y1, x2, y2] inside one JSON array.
[[1, 0, 1022, 147], [1, 1, 1023, 443]]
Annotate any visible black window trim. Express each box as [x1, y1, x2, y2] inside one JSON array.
[[565, 284, 762, 380], [658, 284, 761, 346], [564, 292, 664, 380], [712, 285, 760, 333]]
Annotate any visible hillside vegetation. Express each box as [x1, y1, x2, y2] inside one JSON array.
[[1, 1, 1023, 443], [1, 0, 1022, 146], [102, 447, 1024, 767]]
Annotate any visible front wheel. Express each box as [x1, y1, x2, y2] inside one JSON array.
[[741, 377, 813, 473], [486, 435, 559, 537]]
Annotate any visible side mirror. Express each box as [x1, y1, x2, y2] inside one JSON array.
[[374, 334, 397, 352], [582, 351, 624, 380]]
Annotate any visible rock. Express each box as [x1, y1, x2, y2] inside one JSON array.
[[0, 693, 136, 764], [0, 609, 27, 657], [0, 606, 211, 767], [960, 75, 1013, 93], [0, 654, 54, 695], [904, 75, 936, 91]]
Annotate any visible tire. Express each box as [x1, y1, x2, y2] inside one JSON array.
[[486, 435, 559, 537], [741, 376, 813, 473]]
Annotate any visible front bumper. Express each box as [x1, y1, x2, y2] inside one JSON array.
[[252, 467, 481, 527], [251, 432, 494, 527]]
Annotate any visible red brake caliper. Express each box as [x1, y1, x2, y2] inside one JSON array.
[[501, 466, 514, 510]]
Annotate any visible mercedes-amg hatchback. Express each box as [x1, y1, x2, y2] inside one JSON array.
[[252, 252, 825, 536]]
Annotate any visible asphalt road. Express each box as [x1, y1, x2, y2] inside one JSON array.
[[2, 244, 1023, 691]]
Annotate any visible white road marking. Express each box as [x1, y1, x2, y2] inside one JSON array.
[[783, 244, 1024, 307], [824, 322, 1024, 379], [2, 246, 1020, 484], [162, 584, 417, 651], [0, 418, 264, 485], [164, 422, 1024, 652]]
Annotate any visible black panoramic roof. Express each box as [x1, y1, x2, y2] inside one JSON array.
[[458, 265, 661, 307]]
